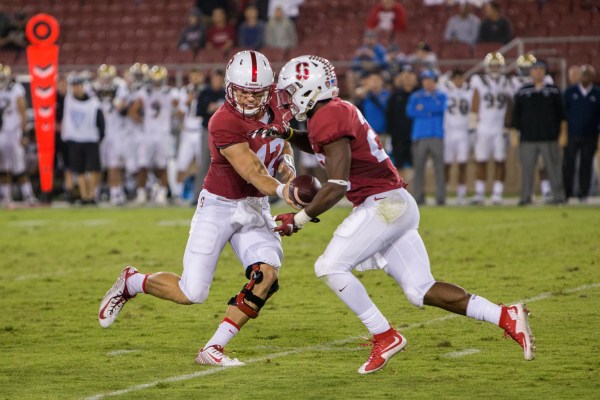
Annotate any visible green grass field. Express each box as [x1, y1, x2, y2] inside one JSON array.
[[1, 204, 599, 400]]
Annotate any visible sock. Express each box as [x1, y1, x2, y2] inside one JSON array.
[[474, 180, 486, 197], [20, 182, 34, 200], [456, 184, 467, 199], [357, 305, 391, 335], [540, 179, 551, 197], [323, 272, 385, 333], [126, 272, 148, 295], [204, 318, 240, 349], [492, 181, 504, 197], [1, 184, 11, 201], [466, 294, 502, 325], [110, 186, 121, 201], [173, 182, 184, 198]]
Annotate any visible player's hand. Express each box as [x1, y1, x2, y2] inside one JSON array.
[[274, 213, 300, 236], [250, 123, 292, 140]]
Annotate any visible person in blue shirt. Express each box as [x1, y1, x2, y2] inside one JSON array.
[[238, 5, 265, 50], [563, 65, 600, 202], [406, 69, 447, 205], [356, 71, 390, 149]]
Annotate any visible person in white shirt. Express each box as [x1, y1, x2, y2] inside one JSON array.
[[62, 75, 105, 205]]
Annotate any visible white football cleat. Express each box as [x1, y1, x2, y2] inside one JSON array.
[[98, 266, 138, 328], [195, 345, 245, 367], [358, 328, 406, 374], [500, 303, 535, 360]]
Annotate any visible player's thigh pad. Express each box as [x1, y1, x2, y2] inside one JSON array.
[[229, 199, 282, 270], [180, 192, 237, 303], [382, 229, 435, 307], [315, 188, 419, 278]]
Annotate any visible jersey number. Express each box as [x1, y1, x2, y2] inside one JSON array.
[[351, 102, 389, 162], [256, 141, 283, 175], [483, 93, 508, 110], [447, 98, 469, 115]]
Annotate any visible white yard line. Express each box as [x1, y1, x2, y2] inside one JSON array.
[[106, 350, 140, 357], [83, 282, 600, 400], [444, 348, 481, 358]]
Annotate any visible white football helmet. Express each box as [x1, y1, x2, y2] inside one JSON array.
[[276, 55, 339, 122], [225, 50, 274, 116], [483, 52, 505, 77]]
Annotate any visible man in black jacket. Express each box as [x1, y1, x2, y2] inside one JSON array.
[[512, 61, 566, 205]]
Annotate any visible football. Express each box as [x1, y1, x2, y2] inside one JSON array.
[[288, 175, 321, 208]]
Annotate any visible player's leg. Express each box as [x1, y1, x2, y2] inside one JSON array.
[[456, 133, 470, 204], [135, 135, 150, 204], [472, 133, 489, 204], [153, 134, 170, 204], [197, 198, 283, 366], [315, 189, 414, 373], [491, 133, 507, 204]]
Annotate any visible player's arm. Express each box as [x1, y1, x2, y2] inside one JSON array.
[[128, 98, 143, 124], [251, 124, 314, 153], [220, 142, 293, 205], [17, 96, 26, 132], [302, 138, 350, 218], [471, 89, 480, 114]]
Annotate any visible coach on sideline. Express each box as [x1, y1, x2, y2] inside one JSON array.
[[511, 61, 566, 205]]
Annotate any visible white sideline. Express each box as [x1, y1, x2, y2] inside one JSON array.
[[83, 282, 600, 400]]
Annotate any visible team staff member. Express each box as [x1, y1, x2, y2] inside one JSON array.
[[62, 75, 105, 205], [512, 61, 566, 205], [258, 55, 534, 375], [563, 65, 600, 202]]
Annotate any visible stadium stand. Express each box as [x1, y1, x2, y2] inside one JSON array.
[[0, 0, 597, 79]]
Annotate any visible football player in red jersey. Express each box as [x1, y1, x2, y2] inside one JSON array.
[[98, 51, 297, 366], [260, 55, 535, 373]]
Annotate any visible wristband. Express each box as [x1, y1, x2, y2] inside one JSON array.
[[327, 179, 349, 187], [278, 153, 296, 175], [276, 183, 285, 199], [293, 209, 312, 227]]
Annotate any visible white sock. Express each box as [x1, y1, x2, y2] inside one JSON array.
[[466, 294, 502, 325], [126, 272, 148, 295], [475, 180, 486, 197], [20, 182, 34, 200], [110, 186, 121, 201], [1, 184, 12, 201], [173, 182, 184, 198], [204, 318, 240, 349], [357, 305, 391, 335], [457, 184, 467, 199], [322, 273, 384, 332], [540, 179, 551, 196], [492, 181, 504, 197]]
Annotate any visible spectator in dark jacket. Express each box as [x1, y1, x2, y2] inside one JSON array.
[[178, 10, 205, 52], [387, 66, 418, 172], [477, 1, 513, 44], [238, 5, 265, 50], [512, 61, 566, 205], [563, 65, 600, 202]]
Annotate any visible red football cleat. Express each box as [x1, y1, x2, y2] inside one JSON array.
[[358, 328, 407, 374]]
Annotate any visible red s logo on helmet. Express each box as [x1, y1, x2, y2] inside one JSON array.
[[295, 62, 309, 80]]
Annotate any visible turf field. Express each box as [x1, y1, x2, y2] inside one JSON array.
[[1, 204, 599, 399]]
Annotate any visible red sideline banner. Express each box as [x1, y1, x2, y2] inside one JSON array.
[[26, 14, 59, 194]]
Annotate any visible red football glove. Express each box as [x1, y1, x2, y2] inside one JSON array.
[[274, 213, 300, 236]]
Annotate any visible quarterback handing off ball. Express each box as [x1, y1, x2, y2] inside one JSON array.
[[288, 175, 321, 208]]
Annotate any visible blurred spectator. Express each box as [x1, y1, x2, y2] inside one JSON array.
[[268, 0, 305, 23], [444, 4, 480, 46], [178, 9, 205, 52], [512, 61, 565, 205], [568, 65, 581, 86], [351, 30, 389, 74], [355, 71, 391, 150], [62, 75, 105, 205], [477, 1, 513, 44], [205, 8, 236, 53], [406, 69, 447, 205], [366, 0, 407, 40], [387, 66, 419, 175], [406, 42, 438, 73], [238, 5, 265, 50], [264, 5, 297, 49], [563, 65, 600, 203], [0, 9, 27, 50], [196, 0, 230, 26]]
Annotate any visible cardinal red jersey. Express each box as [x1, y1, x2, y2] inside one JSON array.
[[203, 100, 287, 199], [307, 98, 405, 206]]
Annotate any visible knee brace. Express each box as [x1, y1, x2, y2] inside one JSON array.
[[227, 263, 279, 318]]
